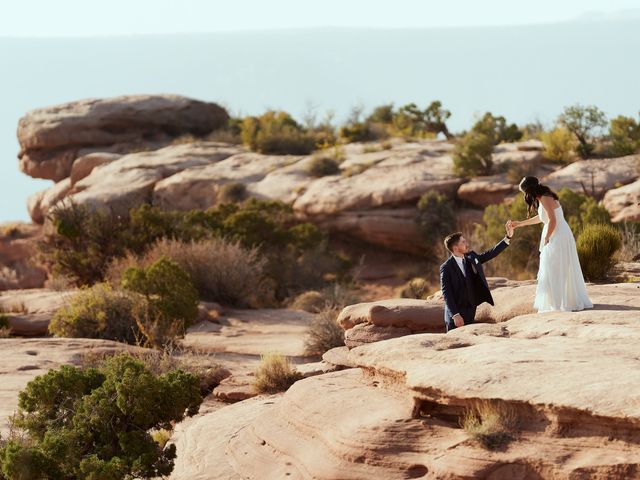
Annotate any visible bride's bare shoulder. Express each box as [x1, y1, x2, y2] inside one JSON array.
[[539, 194, 559, 209]]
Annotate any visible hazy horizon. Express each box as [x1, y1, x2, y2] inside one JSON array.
[[2, 17, 640, 222], [3, 0, 640, 36]]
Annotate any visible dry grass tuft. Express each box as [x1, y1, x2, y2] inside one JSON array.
[[253, 352, 303, 394], [303, 308, 345, 356], [461, 400, 518, 450]]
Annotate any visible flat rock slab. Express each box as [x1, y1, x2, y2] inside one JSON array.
[[213, 374, 258, 403], [181, 308, 314, 358], [168, 395, 278, 480], [348, 283, 640, 421], [0, 289, 75, 335]]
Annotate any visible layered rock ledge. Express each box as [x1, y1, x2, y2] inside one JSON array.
[[169, 282, 640, 479]]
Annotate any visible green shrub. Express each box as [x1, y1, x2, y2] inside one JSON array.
[[240, 111, 317, 154], [49, 283, 141, 344], [303, 308, 345, 356], [577, 224, 622, 281], [499, 158, 540, 184], [39, 201, 130, 286], [0, 313, 10, 338], [391, 101, 452, 139], [122, 258, 199, 347], [609, 115, 640, 156], [540, 127, 577, 163], [39, 199, 342, 303], [557, 188, 611, 234], [307, 156, 341, 177], [366, 104, 394, 124], [339, 122, 379, 143], [472, 112, 523, 144], [217, 182, 247, 204], [77, 347, 229, 397], [0, 354, 201, 479], [452, 131, 494, 176], [253, 352, 303, 394], [415, 191, 457, 251], [108, 238, 274, 307], [559, 104, 607, 159]]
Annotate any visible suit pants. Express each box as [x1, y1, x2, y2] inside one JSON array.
[[445, 305, 477, 333]]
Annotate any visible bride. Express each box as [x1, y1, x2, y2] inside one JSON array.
[[508, 176, 593, 312]]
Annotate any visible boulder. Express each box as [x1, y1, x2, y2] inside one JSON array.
[[70, 152, 121, 186], [543, 155, 639, 196], [212, 374, 258, 403], [317, 208, 427, 255], [344, 323, 412, 348], [0, 288, 74, 335], [152, 152, 299, 210], [337, 298, 445, 332], [293, 143, 462, 217], [68, 142, 240, 214], [491, 141, 543, 165], [321, 346, 352, 368], [27, 178, 72, 223], [602, 178, 640, 222], [0, 224, 47, 290], [18, 94, 229, 181], [457, 174, 515, 207]]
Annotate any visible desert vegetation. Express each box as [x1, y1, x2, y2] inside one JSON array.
[[0, 354, 202, 479], [461, 400, 518, 450], [40, 199, 345, 302], [253, 352, 303, 394]]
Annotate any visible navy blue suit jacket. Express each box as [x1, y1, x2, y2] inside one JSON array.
[[439, 239, 509, 327]]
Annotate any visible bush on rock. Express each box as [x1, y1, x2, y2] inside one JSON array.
[[0, 354, 201, 480], [577, 224, 622, 281], [121, 257, 199, 348]]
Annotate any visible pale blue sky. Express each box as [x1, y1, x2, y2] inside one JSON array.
[[1, 0, 640, 36]]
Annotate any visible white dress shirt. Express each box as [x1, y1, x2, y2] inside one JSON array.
[[453, 254, 466, 277]]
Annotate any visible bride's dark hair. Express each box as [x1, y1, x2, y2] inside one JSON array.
[[518, 176, 559, 217]]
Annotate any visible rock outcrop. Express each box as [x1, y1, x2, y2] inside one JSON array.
[[0, 288, 73, 335], [0, 223, 47, 290], [18, 94, 229, 181], [176, 282, 640, 479], [543, 154, 639, 197], [337, 279, 539, 347], [602, 178, 640, 222]]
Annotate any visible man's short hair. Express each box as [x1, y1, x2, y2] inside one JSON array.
[[444, 232, 463, 253]]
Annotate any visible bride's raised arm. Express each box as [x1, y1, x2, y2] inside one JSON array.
[[509, 215, 541, 229]]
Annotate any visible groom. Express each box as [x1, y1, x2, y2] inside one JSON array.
[[440, 224, 514, 332]]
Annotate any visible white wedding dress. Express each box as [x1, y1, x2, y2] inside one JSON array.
[[534, 202, 593, 312]]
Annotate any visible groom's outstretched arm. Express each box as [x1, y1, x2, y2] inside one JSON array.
[[439, 264, 459, 316], [475, 238, 510, 264]]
